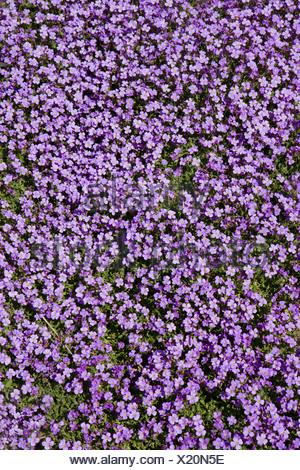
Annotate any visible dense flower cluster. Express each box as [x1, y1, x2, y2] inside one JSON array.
[[0, 0, 300, 450]]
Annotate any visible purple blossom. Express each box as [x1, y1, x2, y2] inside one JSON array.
[[42, 437, 54, 450], [0, 0, 299, 451]]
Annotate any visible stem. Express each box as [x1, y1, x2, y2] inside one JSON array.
[[41, 315, 72, 355]]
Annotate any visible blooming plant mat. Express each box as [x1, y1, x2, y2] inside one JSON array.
[[0, 0, 300, 450]]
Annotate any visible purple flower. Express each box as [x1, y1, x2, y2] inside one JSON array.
[[42, 395, 54, 406], [221, 429, 232, 441], [10, 389, 20, 401], [0, 0, 299, 452], [227, 415, 237, 425], [72, 441, 82, 450], [42, 437, 54, 450], [213, 438, 225, 450], [293, 438, 300, 449], [28, 433, 40, 447], [59, 439, 70, 450], [231, 434, 243, 449], [102, 433, 112, 444], [257, 434, 268, 447]]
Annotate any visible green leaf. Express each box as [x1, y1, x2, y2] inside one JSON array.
[[4, 379, 12, 388]]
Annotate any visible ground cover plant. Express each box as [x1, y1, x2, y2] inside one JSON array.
[[0, 0, 300, 450]]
